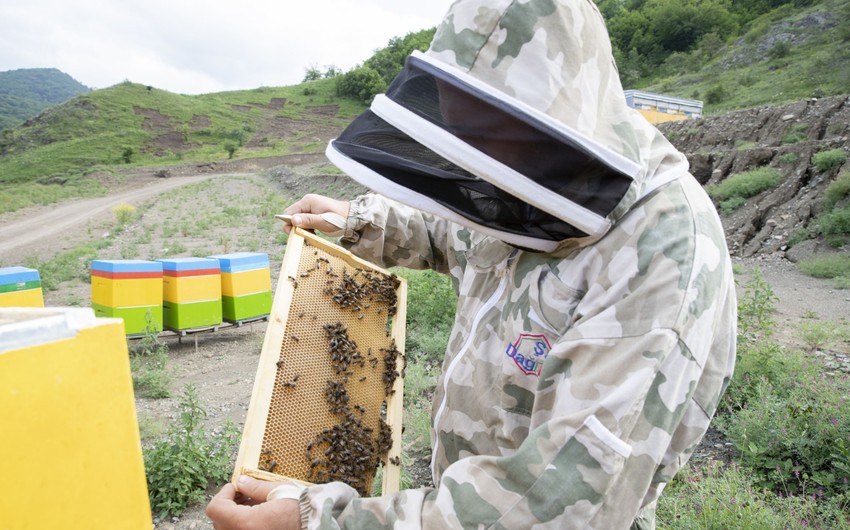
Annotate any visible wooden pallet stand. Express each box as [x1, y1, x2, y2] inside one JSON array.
[[233, 228, 407, 496]]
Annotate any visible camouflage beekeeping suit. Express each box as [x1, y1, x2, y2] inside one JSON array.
[[297, 0, 737, 528]]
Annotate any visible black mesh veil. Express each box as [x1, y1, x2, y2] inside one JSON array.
[[327, 52, 637, 247]]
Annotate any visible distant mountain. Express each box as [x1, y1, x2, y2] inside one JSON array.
[[0, 68, 90, 131]]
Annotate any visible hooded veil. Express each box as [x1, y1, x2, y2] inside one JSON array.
[[326, 0, 690, 252]]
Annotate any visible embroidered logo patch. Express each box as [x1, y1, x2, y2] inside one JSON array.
[[505, 333, 551, 376]]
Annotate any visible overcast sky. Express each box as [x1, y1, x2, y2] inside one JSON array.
[[0, 0, 455, 95]]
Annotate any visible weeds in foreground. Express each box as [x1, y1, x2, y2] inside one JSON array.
[[658, 460, 850, 529], [716, 272, 850, 505], [797, 319, 850, 352], [143, 384, 239, 519], [130, 317, 171, 399]]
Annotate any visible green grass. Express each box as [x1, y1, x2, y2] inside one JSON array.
[[782, 123, 810, 145], [707, 167, 782, 203], [658, 460, 850, 529], [640, 0, 850, 115], [798, 254, 850, 286], [823, 172, 850, 211], [0, 176, 106, 214], [0, 78, 364, 189], [812, 148, 848, 173]]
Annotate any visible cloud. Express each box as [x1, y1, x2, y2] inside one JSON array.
[[0, 0, 453, 94]]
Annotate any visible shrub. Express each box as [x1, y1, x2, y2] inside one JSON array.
[[767, 40, 791, 60], [778, 152, 799, 165], [113, 202, 137, 227], [796, 319, 850, 352], [336, 66, 387, 105], [718, 271, 850, 498], [811, 148, 847, 173], [717, 355, 850, 496], [786, 227, 811, 248], [143, 385, 238, 519], [705, 83, 727, 104], [719, 196, 746, 215], [736, 268, 777, 345], [817, 207, 850, 246], [707, 167, 782, 202], [782, 123, 809, 145], [130, 318, 171, 399], [223, 141, 238, 159], [822, 172, 850, 212]]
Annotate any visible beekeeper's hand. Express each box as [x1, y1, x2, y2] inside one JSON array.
[[279, 194, 350, 236], [206, 476, 300, 530]]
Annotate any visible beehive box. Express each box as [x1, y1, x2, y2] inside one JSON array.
[[0, 307, 152, 529], [207, 252, 273, 323], [0, 266, 44, 308], [233, 228, 407, 496], [91, 260, 163, 335], [157, 257, 222, 331]]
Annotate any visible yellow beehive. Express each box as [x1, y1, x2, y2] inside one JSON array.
[[0, 287, 44, 307], [162, 273, 222, 303], [220, 267, 272, 297], [91, 275, 163, 307], [0, 266, 44, 308], [0, 307, 152, 529]]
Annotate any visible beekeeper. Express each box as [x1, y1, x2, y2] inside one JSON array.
[[206, 0, 737, 528]]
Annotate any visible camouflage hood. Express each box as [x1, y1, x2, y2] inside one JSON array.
[[326, 0, 689, 252]]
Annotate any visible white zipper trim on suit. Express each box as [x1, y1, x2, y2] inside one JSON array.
[[430, 273, 510, 477]]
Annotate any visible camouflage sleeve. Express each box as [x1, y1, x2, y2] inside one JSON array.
[[337, 194, 452, 273]]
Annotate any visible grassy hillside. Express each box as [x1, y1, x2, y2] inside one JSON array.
[[0, 78, 365, 213], [0, 0, 848, 215], [0, 68, 90, 131], [628, 0, 850, 113]]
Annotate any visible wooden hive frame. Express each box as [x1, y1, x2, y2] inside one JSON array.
[[232, 228, 407, 496]]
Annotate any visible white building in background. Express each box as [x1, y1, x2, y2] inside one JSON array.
[[624, 89, 703, 124]]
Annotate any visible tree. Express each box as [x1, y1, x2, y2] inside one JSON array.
[[223, 141, 237, 159], [644, 0, 737, 54], [364, 28, 436, 85], [303, 64, 322, 83], [335, 66, 387, 105]]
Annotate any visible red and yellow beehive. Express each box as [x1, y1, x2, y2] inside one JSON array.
[[207, 252, 272, 323], [0, 307, 153, 529], [157, 257, 222, 331], [0, 266, 44, 308], [91, 259, 163, 335]]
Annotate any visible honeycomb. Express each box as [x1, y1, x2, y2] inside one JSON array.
[[235, 229, 406, 496]]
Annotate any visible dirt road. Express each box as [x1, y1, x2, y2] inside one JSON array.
[[0, 175, 216, 261]]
